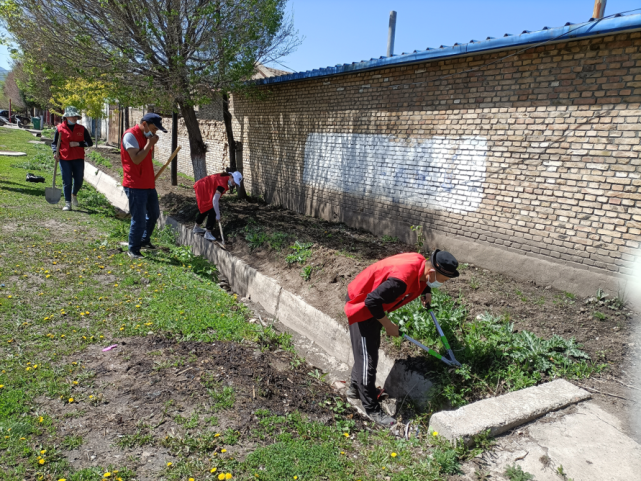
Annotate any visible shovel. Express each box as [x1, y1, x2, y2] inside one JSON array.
[[215, 222, 227, 250], [45, 133, 62, 204], [45, 157, 61, 204]]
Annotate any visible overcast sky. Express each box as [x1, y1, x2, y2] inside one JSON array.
[[1, 1, 639, 73]]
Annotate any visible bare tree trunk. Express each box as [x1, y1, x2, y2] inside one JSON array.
[[179, 102, 208, 181], [124, 105, 130, 130], [222, 92, 246, 198], [222, 92, 236, 171]]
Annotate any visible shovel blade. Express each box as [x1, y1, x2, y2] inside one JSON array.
[[45, 187, 61, 204]]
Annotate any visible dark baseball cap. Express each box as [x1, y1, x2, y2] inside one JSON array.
[[430, 249, 460, 278], [141, 113, 167, 133]]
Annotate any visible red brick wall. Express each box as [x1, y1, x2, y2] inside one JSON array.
[[223, 32, 641, 286]]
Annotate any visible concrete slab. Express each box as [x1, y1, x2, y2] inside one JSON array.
[[0, 150, 26, 156], [429, 379, 591, 444], [464, 401, 641, 481]]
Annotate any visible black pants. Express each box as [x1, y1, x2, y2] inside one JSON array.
[[195, 209, 217, 231], [349, 316, 382, 413]]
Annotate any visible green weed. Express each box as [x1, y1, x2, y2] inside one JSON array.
[[505, 464, 534, 481], [12, 146, 54, 172], [267, 232, 289, 250], [301, 265, 313, 281], [87, 150, 113, 169], [389, 290, 604, 409], [285, 241, 313, 265], [381, 235, 399, 243]]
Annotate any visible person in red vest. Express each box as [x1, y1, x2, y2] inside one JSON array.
[[51, 106, 93, 211], [121, 113, 166, 259], [344, 249, 459, 425], [192, 171, 243, 241]]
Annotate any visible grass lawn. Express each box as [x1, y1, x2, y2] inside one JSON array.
[[0, 128, 495, 481]]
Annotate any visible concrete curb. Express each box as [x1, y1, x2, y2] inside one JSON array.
[[82, 165, 434, 406], [428, 379, 591, 445], [84, 161, 129, 213]]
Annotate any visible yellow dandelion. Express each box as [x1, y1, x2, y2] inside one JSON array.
[[214, 433, 221, 437], [167, 462, 172, 467], [68, 398, 74, 403], [41, 450, 46, 454], [189, 478, 194, 481], [73, 381, 78, 385], [226, 474, 232, 480], [38, 459, 45, 465], [210, 468, 217, 473], [432, 431, 438, 437], [343, 432, 349, 437], [391, 452, 397, 458], [218, 475, 225, 481], [39, 416, 43, 422], [221, 449, 227, 453], [103, 473, 111, 478]]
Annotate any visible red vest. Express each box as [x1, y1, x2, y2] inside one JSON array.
[[194, 173, 231, 213], [121, 125, 155, 189], [57, 122, 86, 161], [344, 252, 427, 324]]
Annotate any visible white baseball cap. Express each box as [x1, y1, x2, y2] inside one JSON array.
[[231, 171, 243, 186]]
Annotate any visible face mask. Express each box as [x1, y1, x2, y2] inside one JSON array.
[[144, 130, 154, 138], [427, 270, 443, 289], [67, 120, 76, 125]]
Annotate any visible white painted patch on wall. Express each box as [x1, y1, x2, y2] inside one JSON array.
[[303, 133, 488, 213]]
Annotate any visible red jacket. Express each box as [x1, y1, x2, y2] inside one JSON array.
[[194, 173, 231, 214], [344, 253, 427, 324], [121, 125, 155, 189], [57, 122, 87, 161]]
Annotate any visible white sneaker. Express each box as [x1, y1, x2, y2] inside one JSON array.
[[204, 231, 217, 242], [62, 202, 72, 211], [72, 195, 79, 207], [193, 225, 206, 235]]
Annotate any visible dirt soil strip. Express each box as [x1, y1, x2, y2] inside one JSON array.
[[87, 147, 638, 425], [42, 336, 366, 479]]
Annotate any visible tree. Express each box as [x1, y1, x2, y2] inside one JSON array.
[[1, 0, 299, 180]]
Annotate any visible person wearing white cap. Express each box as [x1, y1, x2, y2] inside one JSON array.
[[192, 171, 243, 241]]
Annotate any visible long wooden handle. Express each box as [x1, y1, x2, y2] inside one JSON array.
[[154, 146, 181, 180]]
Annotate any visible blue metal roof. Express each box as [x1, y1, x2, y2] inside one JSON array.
[[256, 13, 641, 85]]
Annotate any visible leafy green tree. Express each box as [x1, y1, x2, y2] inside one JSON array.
[[1, 0, 298, 179]]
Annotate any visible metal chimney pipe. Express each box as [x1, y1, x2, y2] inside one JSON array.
[[387, 10, 397, 57], [593, 0, 607, 19]]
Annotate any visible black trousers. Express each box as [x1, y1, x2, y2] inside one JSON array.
[[349, 317, 382, 413], [195, 209, 217, 231]]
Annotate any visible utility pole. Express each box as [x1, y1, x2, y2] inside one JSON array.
[[171, 110, 178, 186], [387, 11, 397, 57], [593, 0, 606, 19]]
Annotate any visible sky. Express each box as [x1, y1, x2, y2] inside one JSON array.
[[0, 0, 639, 72], [266, 0, 641, 73]]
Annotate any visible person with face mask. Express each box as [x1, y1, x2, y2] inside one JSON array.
[[343, 249, 459, 426], [192, 171, 243, 241], [51, 106, 94, 211], [120, 113, 167, 259]]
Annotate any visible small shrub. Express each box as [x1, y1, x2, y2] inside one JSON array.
[[381, 235, 399, 243]]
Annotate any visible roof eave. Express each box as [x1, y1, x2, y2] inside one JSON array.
[[254, 13, 641, 86]]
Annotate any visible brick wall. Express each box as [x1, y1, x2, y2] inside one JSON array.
[[222, 31, 641, 286]]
